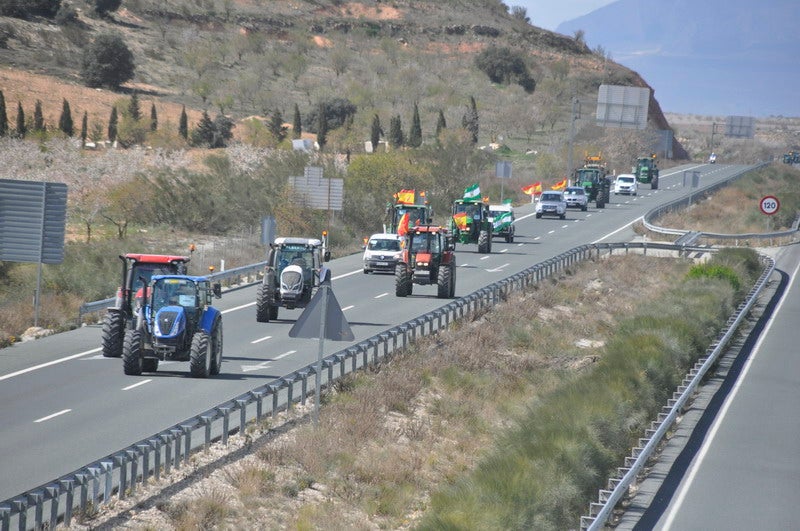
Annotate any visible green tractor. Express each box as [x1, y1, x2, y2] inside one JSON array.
[[634, 154, 660, 190], [573, 154, 611, 208], [449, 198, 492, 253]]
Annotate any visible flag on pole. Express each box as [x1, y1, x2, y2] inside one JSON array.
[[492, 211, 512, 231], [395, 189, 415, 204], [522, 182, 542, 195], [397, 212, 410, 235], [452, 212, 468, 230], [551, 178, 567, 191], [463, 183, 481, 201]]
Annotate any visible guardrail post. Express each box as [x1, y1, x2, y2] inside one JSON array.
[[171, 428, 183, 469], [28, 490, 43, 530], [61, 479, 74, 527], [138, 444, 151, 484], [98, 461, 111, 505], [219, 406, 232, 444], [162, 434, 172, 475], [11, 499, 26, 531], [151, 438, 162, 480], [237, 399, 249, 432], [296, 371, 309, 405], [200, 415, 213, 449], [182, 425, 192, 463], [250, 390, 265, 421], [75, 473, 88, 520], [0, 503, 9, 531], [129, 449, 140, 496], [45, 485, 59, 531]]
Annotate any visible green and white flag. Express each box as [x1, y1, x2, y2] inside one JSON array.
[[463, 183, 481, 201], [492, 211, 512, 231]]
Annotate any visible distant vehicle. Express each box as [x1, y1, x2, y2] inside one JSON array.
[[563, 186, 588, 211], [488, 204, 515, 242], [614, 174, 638, 195], [363, 233, 403, 274], [394, 225, 456, 299], [708, 152, 717, 164], [535, 191, 567, 219], [633, 154, 659, 189]]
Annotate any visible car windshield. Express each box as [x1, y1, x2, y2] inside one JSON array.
[[369, 239, 400, 251], [565, 188, 583, 196], [152, 278, 197, 313], [541, 193, 561, 201], [618, 177, 634, 183]]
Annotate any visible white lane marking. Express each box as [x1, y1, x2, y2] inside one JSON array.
[[517, 243, 524, 247], [341, 305, 354, 311], [480, 256, 490, 260], [0, 348, 102, 382], [375, 293, 389, 299], [499, 248, 508, 253], [487, 263, 510, 272], [34, 409, 71, 423], [561, 224, 569, 228], [251, 335, 272, 344], [534, 236, 541, 241], [241, 350, 297, 372], [548, 230, 556, 234], [274, 350, 296, 360], [459, 263, 470, 267], [123, 379, 152, 391]]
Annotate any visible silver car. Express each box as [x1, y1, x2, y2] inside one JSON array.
[[535, 191, 567, 219], [563, 186, 588, 211]]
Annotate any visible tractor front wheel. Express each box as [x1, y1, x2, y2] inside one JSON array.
[[142, 358, 159, 372], [478, 230, 491, 253], [395, 264, 412, 297], [437, 263, 454, 299], [210, 318, 223, 376], [190, 331, 211, 378], [122, 330, 144, 376], [651, 175, 659, 190], [101, 312, 124, 358], [255, 282, 271, 322]]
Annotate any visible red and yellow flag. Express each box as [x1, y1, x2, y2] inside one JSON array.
[[397, 212, 410, 235], [452, 212, 468, 230], [522, 182, 542, 195], [551, 178, 567, 191], [395, 189, 415, 205]]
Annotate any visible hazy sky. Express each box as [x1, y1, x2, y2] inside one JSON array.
[[510, 0, 615, 32]]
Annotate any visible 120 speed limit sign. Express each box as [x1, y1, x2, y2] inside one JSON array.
[[759, 195, 780, 215]]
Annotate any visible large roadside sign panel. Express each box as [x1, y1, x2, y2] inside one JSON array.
[[596, 85, 650, 130], [0, 178, 67, 264]]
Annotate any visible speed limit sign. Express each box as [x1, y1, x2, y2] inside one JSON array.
[[759, 195, 780, 215]]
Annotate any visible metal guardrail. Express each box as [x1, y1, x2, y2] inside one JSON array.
[[0, 242, 713, 531], [77, 261, 267, 323], [579, 253, 775, 530]]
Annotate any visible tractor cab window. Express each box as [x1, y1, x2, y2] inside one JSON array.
[[397, 206, 426, 227], [152, 278, 197, 313], [278, 248, 312, 271], [454, 202, 481, 220], [411, 232, 440, 253]]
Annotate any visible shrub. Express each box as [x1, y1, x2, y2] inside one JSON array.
[[80, 33, 135, 88], [686, 263, 741, 293]]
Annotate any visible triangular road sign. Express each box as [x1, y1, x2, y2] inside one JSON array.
[[289, 285, 354, 341]]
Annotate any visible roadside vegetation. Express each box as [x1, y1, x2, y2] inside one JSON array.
[[80, 248, 762, 530]]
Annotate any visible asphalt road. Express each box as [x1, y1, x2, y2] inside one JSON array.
[[0, 162, 743, 501]]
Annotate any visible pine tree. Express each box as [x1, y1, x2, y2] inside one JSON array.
[[408, 102, 422, 148], [15, 102, 25, 138], [0, 90, 7, 137], [80, 111, 88, 145], [108, 106, 118, 142], [316, 102, 328, 150], [388, 115, 404, 149], [179, 105, 188, 140], [292, 103, 302, 139], [462, 96, 479, 144], [33, 99, 45, 132], [435, 109, 446, 142], [370, 113, 382, 151], [59, 99, 74, 136], [150, 103, 157, 132], [128, 92, 141, 121]]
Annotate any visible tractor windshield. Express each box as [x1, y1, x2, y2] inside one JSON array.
[[410, 232, 440, 253], [454, 202, 482, 220], [396, 206, 427, 227], [277, 248, 313, 272], [151, 278, 198, 314]]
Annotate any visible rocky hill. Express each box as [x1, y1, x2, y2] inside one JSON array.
[[0, 0, 686, 161]]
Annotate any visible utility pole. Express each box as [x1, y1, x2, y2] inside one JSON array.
[[567, 96, 581, 186]]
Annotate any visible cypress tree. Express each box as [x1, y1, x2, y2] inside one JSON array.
[[435, 109, 446, 141], [388, 115, 404, 149], [179, 105, 188, 139], [462, 96, 479, 144], [15, 102, 25, 138], [128, 91, 141, 121], [292, 103, 301, 139], [191, 111, 215, 147], [316, 102, 328, 150], [370, 113, 382, 151], [150, 103, 157, 132], [58, 99, 74, 136], [269, 110, 286, 142], [0, 90, 7, 137], [80, 111, 88, 145], [108, 106, 118, 142], [408, 102, 422, 148], [33, 99, 45, 132]]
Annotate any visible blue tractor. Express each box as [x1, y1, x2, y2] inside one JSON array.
[[123, 275, 223, 378]]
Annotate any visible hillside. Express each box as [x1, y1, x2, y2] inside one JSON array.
[[0, 0, 685, 163]]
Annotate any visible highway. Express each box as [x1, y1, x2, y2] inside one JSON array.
[[0, 162, 742, 502]]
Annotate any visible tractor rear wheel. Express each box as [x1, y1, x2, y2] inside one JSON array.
[[255, 282, 271, 322], [437, 263, 453, 299], [651, 175, 659, 190], [449, 263, 457, 297], [122, 330, 144, 376], [395, 264, 412, 297], [190, 331, 211, 378], [478, 230, 490, 253], [142, 358, 159, 372], [101, 312, 124, 358], [210, 318, 223, 375]]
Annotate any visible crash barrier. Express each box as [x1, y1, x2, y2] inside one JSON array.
[[579, 252, 775, 530], [1, 241, 719, 531], [77, 261, 267, 323]]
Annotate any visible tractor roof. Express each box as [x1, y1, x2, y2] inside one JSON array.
[[409, 225, 449, 234], [151, 274, 209, 283], [123, 254, 189, 264], [273, 237, 323, 247]]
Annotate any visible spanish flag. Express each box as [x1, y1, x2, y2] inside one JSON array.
[[397, 212, 410, 236], [522, 182, 542, 195], [551, 178, 567, 191], [395, 189, 415, 205], [452, 212, 468, 230]]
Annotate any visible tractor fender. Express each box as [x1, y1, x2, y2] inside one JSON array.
[[199, 306, 222, 334]]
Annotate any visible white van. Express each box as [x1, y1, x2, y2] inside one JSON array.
[[363, 233, 403, 274]]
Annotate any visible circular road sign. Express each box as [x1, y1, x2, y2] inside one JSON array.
[[759, 195, 780, 216]]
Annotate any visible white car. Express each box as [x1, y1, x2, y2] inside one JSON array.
[[613, 174, 638, 195], [363, 233, 403, 274], [535, 191, 567, 219]]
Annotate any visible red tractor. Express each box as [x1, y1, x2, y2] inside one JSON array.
[[102, 254, 190, 358], [395, 225, 456, 299]]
